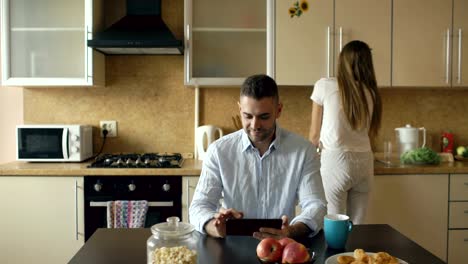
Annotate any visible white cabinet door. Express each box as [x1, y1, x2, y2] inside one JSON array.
[[334, 0, 391, 87], [0, 0, 104, 86], [448, 230, 468, 264], [452, 0, 468, 87], [366, 174, 448, 261], [184, 0, 273, 86], [392, 0, 452, 87], [275, 0, 390, 86], [0, 176, 84, 264], [448, 174, 468, 264], [275, 0, 333, 85], [182, 176, 199, 223]]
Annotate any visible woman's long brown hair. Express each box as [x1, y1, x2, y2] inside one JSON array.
[[337, 40, 382, 138]]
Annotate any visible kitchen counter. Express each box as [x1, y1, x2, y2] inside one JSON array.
[[373, 152, 468, 174], [0, 159, 203, 176], [2, 155, 468, 176]]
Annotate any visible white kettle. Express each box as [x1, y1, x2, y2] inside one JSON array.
[[395, 124, 426, 156], [196, 125, 223, 160]]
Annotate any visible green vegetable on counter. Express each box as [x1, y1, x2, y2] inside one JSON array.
[[400, 147, 441, 165]]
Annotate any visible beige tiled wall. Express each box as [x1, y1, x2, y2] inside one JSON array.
[[0, 87, 23, 163], [23, 64, 468, 155]]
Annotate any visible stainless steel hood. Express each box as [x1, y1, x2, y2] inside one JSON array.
[[88, 0, 183, 55]]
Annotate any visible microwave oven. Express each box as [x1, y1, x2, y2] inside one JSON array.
[[16, 125, 93, 162]]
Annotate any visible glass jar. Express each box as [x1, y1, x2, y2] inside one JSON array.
[[147, 216, 198, 264]]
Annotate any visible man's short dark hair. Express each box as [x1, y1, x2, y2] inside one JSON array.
[[240, 74, 279, 102]]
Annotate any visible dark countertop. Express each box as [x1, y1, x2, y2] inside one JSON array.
[[69, 224, 445, 264]]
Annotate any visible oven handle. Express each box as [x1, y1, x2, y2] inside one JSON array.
[[90, 201, 174, 207]]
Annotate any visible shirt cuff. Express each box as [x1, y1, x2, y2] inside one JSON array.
[[196, 214, 215, 235], [290, 216, 323, 237]]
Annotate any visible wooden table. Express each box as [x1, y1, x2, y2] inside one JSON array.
[[69, 224, 445, 264]]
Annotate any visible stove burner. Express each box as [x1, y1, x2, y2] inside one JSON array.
[[88, 153, 184, 168]]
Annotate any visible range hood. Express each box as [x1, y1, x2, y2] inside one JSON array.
[[88, 0, 183, 55]]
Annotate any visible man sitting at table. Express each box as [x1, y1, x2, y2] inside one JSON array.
[[189, 74, 327, 239]]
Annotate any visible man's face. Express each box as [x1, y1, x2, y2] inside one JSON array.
[[238, 96, 282, 144]]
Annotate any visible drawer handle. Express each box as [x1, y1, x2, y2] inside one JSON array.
[[465, 238, 468, 242], [464, 182, 468, 186], [465, 210, 468, 214]]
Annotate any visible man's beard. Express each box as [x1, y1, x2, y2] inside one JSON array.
[[246, 123, 276, 143]]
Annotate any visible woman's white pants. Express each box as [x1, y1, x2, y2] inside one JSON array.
[[320, 150, 374, 224]]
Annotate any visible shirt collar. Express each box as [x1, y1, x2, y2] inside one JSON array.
[[240, 124, 282, 153]]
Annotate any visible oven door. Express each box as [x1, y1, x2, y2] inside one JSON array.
[[84, 200, 181, 241], [83, 176, 182, 241], [17, 127, 68, 160]]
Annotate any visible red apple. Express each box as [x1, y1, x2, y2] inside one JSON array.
[[282, 242, 311, 264], [278, 237, 296, 248], [256, 238, 283, 263]]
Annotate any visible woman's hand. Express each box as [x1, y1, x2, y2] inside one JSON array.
[[204, 207, 244, 238]]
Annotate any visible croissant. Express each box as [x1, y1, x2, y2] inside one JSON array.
[[337, 255, 355, 264], [344, 249, 400, 264], [354, 249, 368, 261]]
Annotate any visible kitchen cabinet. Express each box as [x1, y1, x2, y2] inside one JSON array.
[[452, 0, 468, 87], [184, 0, 274, 86], [182, 176, 199, 222], [366, 174, 448, 261], [392, 0, 452, 87], [275, 0, 391, 86], [0, 176, 84, 264], [448, 174, 468, 264], [0, 0, 104, 86]]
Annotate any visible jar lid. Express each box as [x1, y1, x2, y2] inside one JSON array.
[[151, 216, 195, 240]]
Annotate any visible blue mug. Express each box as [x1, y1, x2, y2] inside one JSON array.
[[324, 214, 353, 249]]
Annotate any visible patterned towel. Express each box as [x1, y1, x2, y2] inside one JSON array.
[[107, 200, 149, 228]]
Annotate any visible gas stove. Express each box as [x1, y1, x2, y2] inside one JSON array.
[[87, 153, 184, 168]]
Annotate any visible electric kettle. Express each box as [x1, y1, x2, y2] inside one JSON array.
[[395, 124, 426, 156], [196, 125, 223, 160]]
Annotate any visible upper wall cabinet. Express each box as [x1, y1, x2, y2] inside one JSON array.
[[275, 0, 391, 86], [0, 0, 105, 87], [275, 0, 332, 86], [392, 0, 452, 87], [184, 0, 274, 87], [334, 0, 391, 87], [452, 0, 468, 87]]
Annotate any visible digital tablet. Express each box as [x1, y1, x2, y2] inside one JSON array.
[[225, 218, 282, 236]]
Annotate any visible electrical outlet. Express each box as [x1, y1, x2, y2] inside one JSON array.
[[100, 120, 117, 137]]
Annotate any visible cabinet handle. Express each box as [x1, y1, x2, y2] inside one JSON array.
[[327, 26, 331, 78], [86, 26, 92, 83], [446, 29, 450, 84], [464, 182, 468, 186], [458, 29, 462, 84], [75, 179, 79, 241], [464, 210, 468, 214], [465, 238, 468, 242], [339, 27, 343, 52], [186, 24, 191, 84]]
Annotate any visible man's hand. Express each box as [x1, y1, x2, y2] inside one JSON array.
[[253, 215, 311, 240], [204, 208, 244, 238]]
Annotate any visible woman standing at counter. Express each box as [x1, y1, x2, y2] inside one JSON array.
[[309, 40, 382, 224]]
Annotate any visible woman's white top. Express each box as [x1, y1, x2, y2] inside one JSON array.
[[310, 77, 373, 152]]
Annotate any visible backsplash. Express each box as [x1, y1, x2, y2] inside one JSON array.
[[23, 59, 468, 155]]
